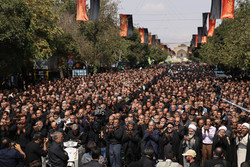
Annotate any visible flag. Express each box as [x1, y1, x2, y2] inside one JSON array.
[[188, 47, 192, 54], [221, 0, 235, 19], [195, 35, 198, 47], [120, 14, 133, 37], [198, 27, 203, 44], [90, 0, 100, 21], [148, 35, 152, 45], [77, 0, 89, 21], [210, 0, 222, 19], [208, 18, 216, 37], [152, 35, 156, 46], [156, 39, 161, 46], [201, 36, 207, 43], [202, 13, 209, 36], [127, 15, 133, 37], [139, 28, 145, 43], [191, 35, 196, 47], [165, 45, 168, 50], [144, 28, 149, 43]]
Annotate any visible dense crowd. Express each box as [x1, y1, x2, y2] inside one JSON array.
[[0, 63, 249, 167]]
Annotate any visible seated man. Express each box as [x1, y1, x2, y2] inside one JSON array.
[[0, 138, 26, 167]]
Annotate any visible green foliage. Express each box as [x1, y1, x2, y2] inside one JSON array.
[[0, 0, 31, 80], [189, 1, 250, 72]]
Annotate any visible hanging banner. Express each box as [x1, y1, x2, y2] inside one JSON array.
[[201, 36, 207, 43], [188, 47, 192, 54], [144, 28, 149, 43], [191, 35, 196, 47], [127, 15, 133, 37], [90, 0, 100, 21], [77, 0, 89, 21], [210, 0, 222, 19], [148, 35, 152, 45], [202, 13, 209, 36], [152, 35, 156, 46], [198, 27, 203, 44], [120, 14, 133, 37], [195, 35, 198, 47], [156, 39, 161, 46], [139, 28, 145, 43], [208, 18, 216, 37], [165, 45, 168, 50], [162, 45, 165, 51], [120, 14, 128, 37], [221, 0, 235, 19]]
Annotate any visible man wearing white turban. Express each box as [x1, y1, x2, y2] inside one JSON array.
[[236, 123, 250, 167], [211, 126, 231, 165], [179, 124, 201, 167]]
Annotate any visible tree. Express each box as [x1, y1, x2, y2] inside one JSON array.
[[192, 1, 250, 74]]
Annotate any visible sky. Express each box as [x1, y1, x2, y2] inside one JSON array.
[[118, 0, 222, 49]]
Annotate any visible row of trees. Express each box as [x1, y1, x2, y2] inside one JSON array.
[[0, 0, 169, 82], [188, 1, 250, 75]]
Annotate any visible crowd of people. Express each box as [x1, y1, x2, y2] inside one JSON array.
[[0, 63, 249, 167]]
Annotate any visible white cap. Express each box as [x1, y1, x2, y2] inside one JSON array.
[[242, 123, 250, 130], [182, 149, 196, 157], [188, 124, 197, 131], [218, 126, 227, 132]]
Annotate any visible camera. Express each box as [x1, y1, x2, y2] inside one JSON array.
[[94, 106, 105, 117]]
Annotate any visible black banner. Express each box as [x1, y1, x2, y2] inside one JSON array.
[[152, 35, 156, 46], [156, 39, 161, 46], [144, 28, 149, 43], [191, 35, 196, 47], [202, 13, 209, 36], [198, 27, 203, 44], [127, 15, 133, 37], [210, 0, 222, 19], [90, 0, 100, 21]]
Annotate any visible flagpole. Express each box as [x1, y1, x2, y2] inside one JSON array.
[[220, 98, 250, 113]]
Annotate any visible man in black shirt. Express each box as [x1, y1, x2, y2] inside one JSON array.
[[25, 132, 48, 166], [205, 147, 229, 167], [49, 131, 69, 167], [106, 118, 123, 167]]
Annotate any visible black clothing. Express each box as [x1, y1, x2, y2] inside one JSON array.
[[137, 156, 155, 167], [212, 135, 231, 163], [159, 131, 180, 159], [48, 141, 69, 167], [0, 148, 24, 167], [25, 141, 47, 165], [122, 129, 141, 164], [15, 124, 32, 149], [82, 160, 103, 167], [66, 130, 86, 144], [106, 127, 123, 145], [204, 157, 227, 167], [189, 161, 199, 167]]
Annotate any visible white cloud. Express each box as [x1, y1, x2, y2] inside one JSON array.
[[142, 3, 165, 11]]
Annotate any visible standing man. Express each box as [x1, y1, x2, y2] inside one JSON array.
[[0, 138, 26, 167], [182, 149, 199, 167], [107, 118, 123, 167], [202, 118, 216, 166], [49, 131, 69, 167], [236, 123, 250, 166], [143, 121, 159, 159], [25, 132, 48, 165]]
